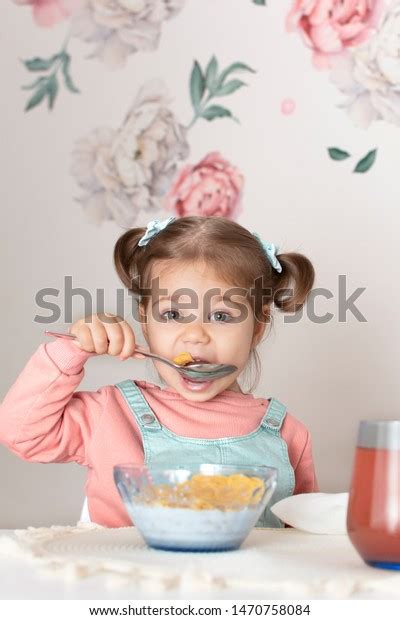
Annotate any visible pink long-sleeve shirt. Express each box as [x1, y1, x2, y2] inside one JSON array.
[[0, 339, 319, 527]]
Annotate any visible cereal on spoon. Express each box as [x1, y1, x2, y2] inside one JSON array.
[[173, 352, 196, 366]]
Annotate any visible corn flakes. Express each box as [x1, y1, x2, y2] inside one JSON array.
[[173, 352, 195, 366], [138, 473, 265, 511]]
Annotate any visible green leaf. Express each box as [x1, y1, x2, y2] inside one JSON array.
[[46, 74, 58, 110], [25, 81, 50, 112], [23, 55, 59, 72], [253, 0, 266, 4], [215, 79, 246, 97], [217, 62, 256, 88], [22, 76, 48, 91], [61, 53, 80, 94], [201, 105, 233, 121], [353, 149, 377, 173], [328, 147, 351, 161], [205, 56, 219, 93], [190, 61, 205, 111]]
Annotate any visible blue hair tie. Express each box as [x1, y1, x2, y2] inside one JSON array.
[[138, 216, 176, 247], [253, 233, 282, 273]]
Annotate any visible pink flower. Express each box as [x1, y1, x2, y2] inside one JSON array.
[[281, 98, 296, 115], [286, 0, 384, 69], [13, 0, 82, 28], [165, 152, 244, 220]]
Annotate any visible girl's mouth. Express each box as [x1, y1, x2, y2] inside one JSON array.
[[180, 375, 214, 392]]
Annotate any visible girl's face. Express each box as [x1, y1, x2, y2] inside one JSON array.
[[140, 260, 267, 402]]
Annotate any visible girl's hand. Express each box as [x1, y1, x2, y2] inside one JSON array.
[[69, 313, 147, 360]]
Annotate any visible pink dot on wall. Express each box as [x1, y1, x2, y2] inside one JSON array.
[[281, 99, 296, 115]]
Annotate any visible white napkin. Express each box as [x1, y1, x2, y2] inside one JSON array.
[[270, 492, 349, 535]]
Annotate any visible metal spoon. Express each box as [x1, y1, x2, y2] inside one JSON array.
[[44, 331, 238, 383]]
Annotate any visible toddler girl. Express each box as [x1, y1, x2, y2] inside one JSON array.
[[0, 215, 318, 528]]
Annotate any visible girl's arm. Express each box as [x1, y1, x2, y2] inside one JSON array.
[[0, 339, 104, 467], [282, 413, 319, 494], [293, 430, 319, 494], [282, 422, 319, 528]]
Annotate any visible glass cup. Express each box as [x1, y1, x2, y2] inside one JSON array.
[[347, 420, 400, 570]]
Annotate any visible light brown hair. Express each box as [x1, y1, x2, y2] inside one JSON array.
[[114, 216, 315, 392]]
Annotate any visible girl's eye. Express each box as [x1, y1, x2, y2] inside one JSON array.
[[162, 310, 181, 321], [210, 311, 232, 323], [161, 310, 233, 322]]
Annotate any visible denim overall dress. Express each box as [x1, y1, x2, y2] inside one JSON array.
[[115, 380, 295, 528]]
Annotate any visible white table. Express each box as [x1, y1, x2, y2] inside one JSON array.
[[0, 526, 399, 600]]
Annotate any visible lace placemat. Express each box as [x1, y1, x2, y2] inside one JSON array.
[[0, 522, 400, 597]]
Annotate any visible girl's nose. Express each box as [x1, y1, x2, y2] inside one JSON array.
[[182, 320, 210, 344]]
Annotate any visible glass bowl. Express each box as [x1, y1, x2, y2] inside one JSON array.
[[113, 463, 278, 552]]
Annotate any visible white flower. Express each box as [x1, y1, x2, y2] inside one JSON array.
[[329, 1, 400, 128], [71, 80, 189, 227], [72, 0, 186, 68]]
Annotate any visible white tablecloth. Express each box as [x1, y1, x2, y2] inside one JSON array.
[[0, 524, 399, 600]]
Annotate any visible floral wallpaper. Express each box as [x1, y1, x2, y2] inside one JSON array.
[[12, 0, 398, 227], [286, 0, 395, 173], [19, 0, 187, 109], [69, 54, 253, 227]]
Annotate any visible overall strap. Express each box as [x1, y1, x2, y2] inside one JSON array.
[[260, 397, 287, 434], [115, 380, 162, 431]]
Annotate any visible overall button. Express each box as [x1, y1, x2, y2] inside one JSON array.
[[141, 414, 155, 425], [268, 419, 280, 428]]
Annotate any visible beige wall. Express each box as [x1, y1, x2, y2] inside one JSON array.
[[1, 0, 399, 527]]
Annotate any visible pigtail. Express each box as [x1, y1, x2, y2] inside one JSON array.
[[113, 228, 146, 294], [272, 252, 315, 314]]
